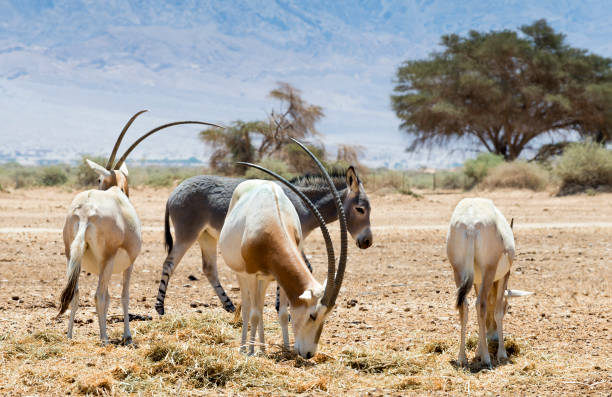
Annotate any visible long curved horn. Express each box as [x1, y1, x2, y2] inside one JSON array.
[[237, 161, 336, 304], [288, 138, 347, 308], [106, 110, 148, 169], [113, 121, 224, 169]]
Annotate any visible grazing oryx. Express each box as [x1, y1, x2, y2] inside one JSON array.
[[446, 198, 532, 367], [155, 164, 372, 315], [218, 139, 349, 358], [57, 110, 220, 344]]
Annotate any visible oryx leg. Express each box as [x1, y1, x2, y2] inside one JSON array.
[[275, 250, 312, 312], [494, 272, 510, 361], [198, 231, 235, 312], [278, 287, 290, 350], [476, 266, 496, 367], [121, 263, 134, 345], [67, 286, 79, 339], [155, 233, 197, 315], [95, 257, 114, 344], [250, 278, 270, 355], [237, 275, 251, 354], [452, 268, 469, 366]]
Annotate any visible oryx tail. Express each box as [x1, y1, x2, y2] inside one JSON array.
[[456, 228, 475, 308], [58, 220, 88, 316]]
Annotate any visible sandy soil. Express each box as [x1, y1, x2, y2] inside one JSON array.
[[0, 187, 610, 396]]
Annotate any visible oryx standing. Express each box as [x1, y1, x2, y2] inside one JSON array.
[[57, 111, 219, 344], [219, 139, 350, 358], [155, 164, 373, 315], [446, 198, 532, 367]]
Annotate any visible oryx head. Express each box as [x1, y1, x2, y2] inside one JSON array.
[[86, 110, 222, 197], [239, 138, 349, 359]]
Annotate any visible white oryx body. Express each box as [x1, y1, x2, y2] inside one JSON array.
[[446, 198, 531, 367], [219, 139, 350, 359], [60, 184, 141, 344], [220, 180, 326, 357], [57, 110, 220, 344]]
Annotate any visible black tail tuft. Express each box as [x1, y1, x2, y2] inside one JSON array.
[[164, 202, 173, 253], [456, 273, 474, 308]]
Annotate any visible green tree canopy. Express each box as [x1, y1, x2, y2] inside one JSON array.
[[391, 19, 612, 160]]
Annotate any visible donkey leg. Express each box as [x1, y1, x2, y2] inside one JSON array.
[[198, 231, 235, 312], [155, 235, 197, 315]]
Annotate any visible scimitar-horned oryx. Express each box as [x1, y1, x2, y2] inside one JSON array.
[[155, 160, 372, 315], [57, 110, 220, 344], [219, 138, 350, 358], [446, 198, 532, 367]]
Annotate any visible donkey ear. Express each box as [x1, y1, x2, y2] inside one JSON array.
[[86, 159, 111, 177], [119, 162, 129, 177], [346, 166, 360, 193]]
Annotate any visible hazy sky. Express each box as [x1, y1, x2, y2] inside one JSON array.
[[1, 1, 610, 168]]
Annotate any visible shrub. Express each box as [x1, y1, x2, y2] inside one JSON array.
[[439, 171, 466, 189], [285, 142, 326, 174], [554, 141, 612, 195], [480, 161, 549, 191], [244, 157, 295, 180], [39, 166, 68, 186], [463, 153, 504, 188]]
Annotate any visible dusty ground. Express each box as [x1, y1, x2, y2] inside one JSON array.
[[0, 187, 610, 396]]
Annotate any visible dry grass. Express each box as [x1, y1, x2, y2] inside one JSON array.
[[480, 161, 549, 191], [0, 312, 548, 395], [1, 189, 611, 395]]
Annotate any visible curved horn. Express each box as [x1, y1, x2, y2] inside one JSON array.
[[237, 162, 336, 304], [106, 110, 148, 169], [114, 121, 224, 169], [288, 138, 348, 308]]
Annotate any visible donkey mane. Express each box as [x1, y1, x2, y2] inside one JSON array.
[[289, 167, 347, 190]]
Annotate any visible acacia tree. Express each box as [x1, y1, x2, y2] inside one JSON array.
[[201, 82, 325, 174], [200, 121, 261, 174], [391, 19, 612, 160], [259, 82, 324, 158]]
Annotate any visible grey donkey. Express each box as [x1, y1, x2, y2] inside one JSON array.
[[155, 166, 373, 314]]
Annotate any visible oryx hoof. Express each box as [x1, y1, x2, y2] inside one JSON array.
[[122, 336, 133, 346], [155, 304, 165, 316]]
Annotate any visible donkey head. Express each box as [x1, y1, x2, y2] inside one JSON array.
[[343, 166, 372, 249]]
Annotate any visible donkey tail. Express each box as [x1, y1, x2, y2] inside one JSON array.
[[57, 221, 87, 317], [164, 201, 173, 253]]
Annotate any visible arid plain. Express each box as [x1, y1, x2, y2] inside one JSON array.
[[0, 187, 610, 396]]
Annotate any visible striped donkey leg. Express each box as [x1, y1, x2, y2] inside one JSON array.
[[155, 239, 195, 315], [199, 231, 235, 313]]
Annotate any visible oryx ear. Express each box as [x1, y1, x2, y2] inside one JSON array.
[[86, 159, 111, 177], [119, 162, 129, 177], [346, 166, 360, 193], [505, 290, 533, 298], [299, 290, 313, 302]]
